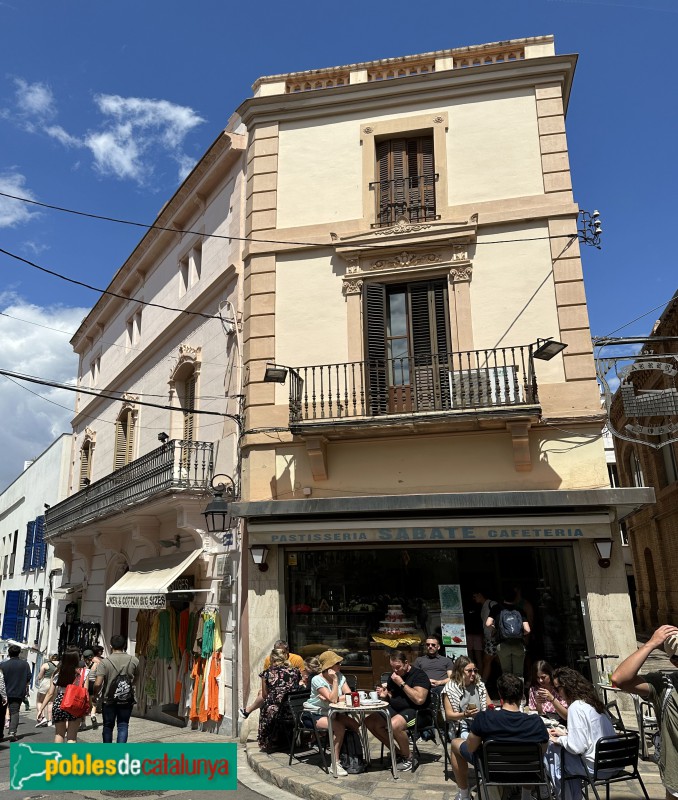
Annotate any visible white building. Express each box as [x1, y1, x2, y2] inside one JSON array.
[[0, 434, 71, 700]]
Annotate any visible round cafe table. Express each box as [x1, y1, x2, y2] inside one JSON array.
[[327, 700, 398, 779]]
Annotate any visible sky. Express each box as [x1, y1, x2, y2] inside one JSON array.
[[0, 0, 676, 491]]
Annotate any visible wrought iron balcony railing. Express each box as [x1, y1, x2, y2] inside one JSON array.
[[289, 346, 538, 425], [45, 439, 213, 538], [370, 173, 438, 228]]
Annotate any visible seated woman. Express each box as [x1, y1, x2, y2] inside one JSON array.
[[303, 650, 359, 777], [257, 647, 302, 753], [528, 660, 569, 721], [442, 656, 488, 740], [299, 656, 321, 689], [546, 667, 616, 800]]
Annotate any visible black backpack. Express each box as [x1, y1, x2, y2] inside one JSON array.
[[498, 607, 523, 640], [339, 729, 366, 774], [105, 658, 135, 705]]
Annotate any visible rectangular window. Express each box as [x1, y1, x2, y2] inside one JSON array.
[[179, 256, 189, 296], [191, 244, 202, 283], [89, 355, 101, 387], [113, 409, 136, 470], [179, 243, 202, 296], [372, 136, 437, 228], [364, 279, 450, 415]]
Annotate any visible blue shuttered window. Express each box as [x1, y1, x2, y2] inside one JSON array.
[[22, 521, 35, 572], [1, 589, 28, 641], [31, 516, 46, 569]]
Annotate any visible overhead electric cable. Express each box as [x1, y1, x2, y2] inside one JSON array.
[[0, 246, 218, 321], [0, 367, 240, 424], [0, 190, 575, 250]]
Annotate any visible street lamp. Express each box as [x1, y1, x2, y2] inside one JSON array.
[[203, 474, 236, 534], [593, 539, 613, 569], [533, 338, 568, 361], [249, 544, 269, 572]]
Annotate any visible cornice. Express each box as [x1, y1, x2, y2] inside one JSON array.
[[238, 55, 577, 127]]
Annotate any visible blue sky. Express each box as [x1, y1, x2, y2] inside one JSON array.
[[0, 0, 676, 489]]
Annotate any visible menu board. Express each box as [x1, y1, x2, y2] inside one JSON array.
[[439, 583, 467, 659]]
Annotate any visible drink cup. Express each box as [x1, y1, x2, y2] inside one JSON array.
[[350, 691, 360, 707], [358, 691, 368, 703], [369, 691, 379, 702], [467, 703, 477, 712]]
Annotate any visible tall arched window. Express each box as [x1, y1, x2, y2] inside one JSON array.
[[113, 406, 137, 470], [169, 345, 201, 444], [178, 370, 197, 442], [629, 450, 644, 487], [79, 440, 93, 488]]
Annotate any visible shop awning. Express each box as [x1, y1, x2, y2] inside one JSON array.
[[52, 582, 83, 597], [106, 550, 202, 610]]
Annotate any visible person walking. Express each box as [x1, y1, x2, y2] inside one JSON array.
[[93, 634, 139, 743], [0, 644, 32, 742], [35, 653, 59, 728], [37, 647, 88, 743], [84, 645, 104, 729]]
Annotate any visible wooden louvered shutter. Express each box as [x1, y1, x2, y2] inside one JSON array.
[[182, 374, 196, 441], [79, 442, 91, 489], [408, 280, 450, 411], [376, 140, 391, 227], [390, 139, 407, 223], [23, 521, 36, 572], [113, 415, 127, 470], [126, 411, 136, 463], [420, 136, 435, 221], [364, 283, 388, 415]]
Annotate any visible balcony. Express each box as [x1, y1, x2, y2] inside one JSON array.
[[370, 174, 438, 228], [289, 345, 539, 430], [45, 440, 213, 538]]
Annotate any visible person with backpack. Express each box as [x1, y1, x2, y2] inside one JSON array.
[[93, 634, 139, 743], [612, 624, 678, 800], [486, 590, 530, 679]]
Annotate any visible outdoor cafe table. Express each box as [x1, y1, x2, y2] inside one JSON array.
[[327, 700, 398, 779]]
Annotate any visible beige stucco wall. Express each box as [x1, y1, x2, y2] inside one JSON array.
[[447, 88, 543, 205], [276, 88, 543, 229]]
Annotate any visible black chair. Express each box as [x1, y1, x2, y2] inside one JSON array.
[[379, 706, 423, 769], [632, 695, 658, 760], [604, 700, 626, 733], [286, 690, 330, 774], [475, 740, 553, 800], [561, 732, 650, 800], [343, 673, 358, 692]]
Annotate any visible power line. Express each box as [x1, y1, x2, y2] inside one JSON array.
[[0, 368, 241, 424], [0, 246, 219, 321]]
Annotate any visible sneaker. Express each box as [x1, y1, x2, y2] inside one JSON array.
[[334, 765, 348, 777], [8, 733, 17, 742], [46, 721, 53, 727], [397, 757, 415, 771], [454, 792, 471, 800], [35, 718, 47, 727], [91, 716, 98, 730], [239, 707, 250, 719]]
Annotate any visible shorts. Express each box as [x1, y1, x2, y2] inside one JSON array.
[[386, 706, 418, 727], [483, 637, 497, 656]]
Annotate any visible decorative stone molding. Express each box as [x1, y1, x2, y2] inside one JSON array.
[[169, 344, 202, 386], [374, 220, 434, 237], [433, 115, 445, 124], [449, 265, 473, 282], [346, 257, 360, 274], [370, 251, 441, 270], [452, 245, 469, 261], [343, 279, 364, 296], [83, 427, 97, 444], [506, 420, 532, 472], [362, 126, 374, 134], [305, 435, 328, 481]]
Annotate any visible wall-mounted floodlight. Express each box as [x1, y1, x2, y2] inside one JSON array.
[[533, 338, 568, 361]]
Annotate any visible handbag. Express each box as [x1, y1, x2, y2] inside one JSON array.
[[60, 669, 90, 718]]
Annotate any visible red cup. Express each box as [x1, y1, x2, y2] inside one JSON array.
[[350, 692, 360, 707]]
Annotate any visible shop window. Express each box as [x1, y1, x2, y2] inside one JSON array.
[[113, 407, 136, 470], [372, 135, 437, 228], [365, 279, 450, 414]]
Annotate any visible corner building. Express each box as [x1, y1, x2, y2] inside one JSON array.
[[233, 37, 652, 696]]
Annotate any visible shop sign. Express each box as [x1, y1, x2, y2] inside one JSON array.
[[167, 575, 194, 592], [106, 594, 167, 609], [250, 522, 610, 545]]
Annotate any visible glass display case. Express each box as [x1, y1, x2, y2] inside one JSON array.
[[289, 611, 376, 667]]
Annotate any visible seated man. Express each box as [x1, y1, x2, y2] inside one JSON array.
[[240, 639, 304, 719], [414, 636, 455, 695], [365, 649, 430, 772], [450, 672, 548, 800]]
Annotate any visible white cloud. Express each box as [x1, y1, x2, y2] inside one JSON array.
[[44, 124, 80, 147], [83, 94, 205, 183], [14, 78, 56, 120], [0, 172, 39, 227], [0, 294, 87, 491]]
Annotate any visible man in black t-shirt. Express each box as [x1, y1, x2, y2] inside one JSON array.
[[365, 650, 430, 772], [0, 645, 32, 742], [449, 672, 548, 800]]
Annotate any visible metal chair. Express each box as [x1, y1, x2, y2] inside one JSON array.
[[604, 700, 626, 733], [475, 740, 553, 800], [561, 732, 650, 800], [286, 690, 330, 773], [343, 673, 358, 692], [632, 695, 658, 760]]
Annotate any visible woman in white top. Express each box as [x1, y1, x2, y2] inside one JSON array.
[[303, 650, 359, 777], [442, 656, 488, 739], [546, 667, 616, 800]]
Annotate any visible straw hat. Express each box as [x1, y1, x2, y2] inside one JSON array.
[[318, 650, 343, 671], [664, 632, 678, 658]]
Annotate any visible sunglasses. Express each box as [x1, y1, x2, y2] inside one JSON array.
[[464, 668, 479, 674]]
